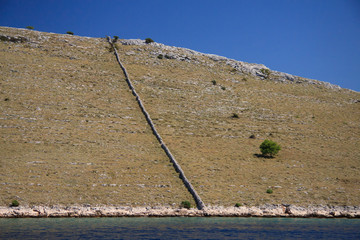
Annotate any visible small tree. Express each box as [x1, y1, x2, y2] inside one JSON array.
[[66, 31, 74, 35], [260, 139, 281, 157], [145, 38, 154, 44]]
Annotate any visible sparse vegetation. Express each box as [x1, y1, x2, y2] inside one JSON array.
[[221, 86, 226, 90], [157, 54, 164, 59], [26, 26, 34, 30], [0, 35, 27, 43], [249, 134, 256, 139], [260, 140, 281, 157], [260, 68, 271, 78], [145, 38, 154, 44], [232, 113, 239, 119], [211, 80, 217, 85], [66, 31, 74, 35], [0, 26, 359, 208], [235, 203, 242, 207], [11, 200, 19, 207], [180, 200, 191, 209], [266, 189, 273, 194], [113, 36, 119, 43]]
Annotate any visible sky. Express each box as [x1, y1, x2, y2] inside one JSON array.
[[1, 0, 359, 91]]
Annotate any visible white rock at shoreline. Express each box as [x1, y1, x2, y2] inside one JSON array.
[[1, 205, 359, 218]]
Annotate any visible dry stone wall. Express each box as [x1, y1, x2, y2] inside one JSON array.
[[107, 37, 205, 210]]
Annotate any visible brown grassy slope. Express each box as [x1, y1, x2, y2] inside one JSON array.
[[115, 42, 360, 206], [0, 27, 194, 207]]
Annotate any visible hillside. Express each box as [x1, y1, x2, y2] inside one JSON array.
[[0, 27, 359, 208]]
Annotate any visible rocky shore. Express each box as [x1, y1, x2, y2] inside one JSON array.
[[1, 205, 359, 218]]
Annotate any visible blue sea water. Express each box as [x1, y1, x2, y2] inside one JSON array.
[[1, 217, 360, 239]]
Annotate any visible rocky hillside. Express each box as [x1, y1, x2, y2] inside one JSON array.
[[0, 27, 359, 207]]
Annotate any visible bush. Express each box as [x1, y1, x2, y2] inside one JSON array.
[[157, 54, 164, 59], [260, 68, 271, 78], [232, 113, 239, 119], [211, 80, 217, 85], [221, 86, 226, 90], [249, 134, 256, 139], [145, 38, 154, 44], [266, 189, 273, 194], [66, 31, 74, 35], [11, 200, 19, 207], [180, 201, 191, 209], [235, 203, 242, 207], [26, 26, 34, 30], [113, 36, 119, 43], [260, 139, 281, 157]]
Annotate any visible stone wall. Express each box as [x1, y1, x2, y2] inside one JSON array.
[[107, 37, 205, 210]]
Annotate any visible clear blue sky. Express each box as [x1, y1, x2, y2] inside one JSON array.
[[1, 0, 359, 91]]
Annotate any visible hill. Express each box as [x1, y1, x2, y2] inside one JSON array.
[[0, 27, 359, 208]]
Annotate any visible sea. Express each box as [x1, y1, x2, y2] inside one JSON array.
[[1, 217, 360, 239]]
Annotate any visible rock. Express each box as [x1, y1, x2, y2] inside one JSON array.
[[0, 205, 359, 218]]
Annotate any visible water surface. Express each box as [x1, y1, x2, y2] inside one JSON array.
[[1, 217, 360, 239]]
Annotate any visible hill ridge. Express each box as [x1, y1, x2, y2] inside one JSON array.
[[0, 26, 359, 207], [119, 38, 344, 91]]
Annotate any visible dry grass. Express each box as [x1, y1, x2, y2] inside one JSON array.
[[0, 27, 194, 207], [117, 41, 360, 206], [0, 27, 359, 207]]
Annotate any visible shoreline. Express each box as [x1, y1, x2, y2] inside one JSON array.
[[1, 205, 359, 218]]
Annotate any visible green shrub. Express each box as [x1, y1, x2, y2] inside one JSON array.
[[157, 54, 164, 59], [235, 203, 242, 207], [249, 134, 256, 139], [221, 86, 226, 90], [26, 26, 34, 30], [260, 139, 281, 157], [211, 80, 217, 85], [180, 201, 191, 209], [145, 38, 154, 44], [266, 189, 273, 194], [260, 68, 271, 78], [232, 113, 239, 119], [11, 200, 19, 207], [66, 31, 74, 35], [113, 36, 119, 42]]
